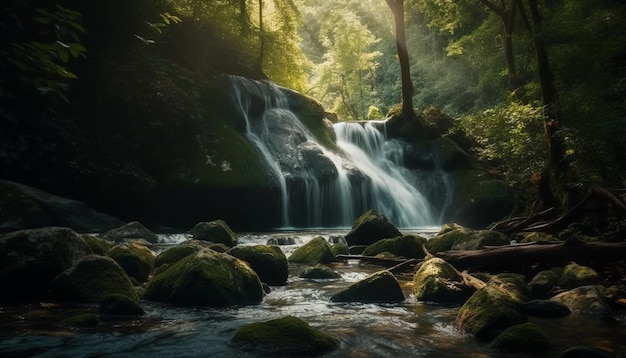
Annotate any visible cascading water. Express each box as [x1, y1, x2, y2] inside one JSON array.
[[229, 76, 449, 228]]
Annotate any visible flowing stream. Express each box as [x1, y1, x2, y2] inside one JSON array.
[[229, 77, 449, 229], [1, 231, 625, 357]]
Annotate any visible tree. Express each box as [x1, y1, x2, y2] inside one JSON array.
[[385, 0, 421, 129]]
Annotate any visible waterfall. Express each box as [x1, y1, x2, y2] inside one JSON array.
[[228, 76, 445, 229]]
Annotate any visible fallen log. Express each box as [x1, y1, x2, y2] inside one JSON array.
[[436, 241, 626, 274]]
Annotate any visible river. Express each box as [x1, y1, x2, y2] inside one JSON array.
[[1, 229, 625, 357]]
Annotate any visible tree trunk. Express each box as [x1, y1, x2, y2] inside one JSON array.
[[385, 0, 421, 131]]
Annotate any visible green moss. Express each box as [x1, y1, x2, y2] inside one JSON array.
[[426, 227, 468, 254], [189, 220, 238, 247], [331, 243, 349, 256], [413, 258, 473, 303], [227, 245, 288, 286], [363, 235, 426, 258], [61, 313, 101, 329], [232, 316, 339, 355], [106, 243, 155, 283], [490, 322, 550, 352], [155, 245, 199, 269], [529, 268, 562, 298], [330, 270, 405, 303], [81, 234, 113, 255], [289, 237, 335, 264], [559, 262, 601, 289]]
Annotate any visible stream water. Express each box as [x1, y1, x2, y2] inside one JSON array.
[[1, 230, 625, 357]]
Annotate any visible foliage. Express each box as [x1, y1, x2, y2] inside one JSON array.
[[2, 4, 86, 102]]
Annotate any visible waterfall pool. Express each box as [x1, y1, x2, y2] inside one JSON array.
[[1, 230, 625, 357]]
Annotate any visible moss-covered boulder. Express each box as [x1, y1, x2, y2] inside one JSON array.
[[144, 248, 263, 307], [456, 278, 528, 341], [231, 316, 339, 356], [330, 270, 404, 303], [154, 243, 201, 269], [550, 285, 612, 319], [492, 273, 533, 302], [529, 267, 563, 299], [0, 227, 92, 302], [0, 180, 124, 233], [289, 237, 335, 265], [99, 293, 146, 317], [81, 234, 114, 255], [362, 234, 427, 259], [559, 262, 602, 289], [227, 245, 288, 286], [345, 210, 402, 246], [426, 225, 469, 254], [50, 255, 138, 303], [331, 243, 349, 256], [189, 220, 237, 247], [103, 221, 158, 244], [412, 258, 474, 304], [489, 322, 550, 353], [299, 265, 342, 280], [106, 243, 155, 283], [451, 230, 510, 250]]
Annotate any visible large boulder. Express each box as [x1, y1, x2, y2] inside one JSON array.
[[81, 234, 114, 255], [345, 210, 402, 246], [425, 225, 469, 254], [0, 227, 92, 302], [288, 237, 335, 265], [106, 243, 156, 283], [489, 322, 550, 353], [103, 221, 158, 244], [550, 285, 612, 319], [330, 270, 404, 303], [362, 235, 427, 259], [559, 262, 602, 289], [50, 255, 138, 303], [299, 265, 342, 280], [0, 180, 124, 233], [456, 278, 528, 341], [231, 316, 339, 356], [144, 248, 263, 307], [412, 258, 474, 304], [227, 245, 289, 286], [189, 220, 238, 247], [529, 267, 563, 299]]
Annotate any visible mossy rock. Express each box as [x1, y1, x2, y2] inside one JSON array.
[[154, 244, 200, 269], [550, 285, 612, 319], [103, 221, 158, 244], [489, 322, 550, 353], [189, 220, 237, 247], [451, 230, 510, 251], [299, 265, 341, 280], [412, 258, 474, 304], [0, 227, 93, 302], [106, 243, 155, 283], [362, 235, 427, 259], [345, 210, 402, 246], [81, 234, 113, 255], [426, 226, 469, 254], [144, 248, 263, 307], [529, 267, 563, 299], [227, 245, 288, 286], [61, 313, 101, 329], [50, 255, 138, 303], [559, 262, 602, 289], [331, 243, 349, 256], [330, 270, 405, 303], [99, 293, 145, 317], [456, 278, 528, 341], [289, 237, 335, 265], [491, 273, 533, 302], [231, 315, 339, 356]]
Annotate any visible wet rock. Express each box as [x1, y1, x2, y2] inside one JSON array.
[[362, 234, 427, 259], [426, 225, 469, 254], [330, 270, 404, 303], [289, 237, 335, 265], [50, 255, 138, 303], [189, 219, 237, 247], [550, 285, 612, 319], [331, 243, 349, 256], [300, 265, 341, 280], [412, 257, 474, 304], [266, 237, 298, 246], [559, 262, 602, 289], [529, 267, 563, 299], [99, 293, 146, 317], [489, 322, 550, 353], [493, 273, 533, 302], [0, 227, 92, 302], [103, 221, 158, 244], [106, 243, 155, 283], [560, 345, 615, 358], [228, 244, 288, 286], [231, 315, 339, 356], [345, 210, 402, 246], [525, 299, 571, 318], [0, 180, 124, 233], [456, 277, 528, 341], [144, 248, 263, 307], [81, 234, 114, 255]]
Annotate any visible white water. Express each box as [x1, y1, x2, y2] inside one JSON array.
[[229, 76, 445, 229]]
